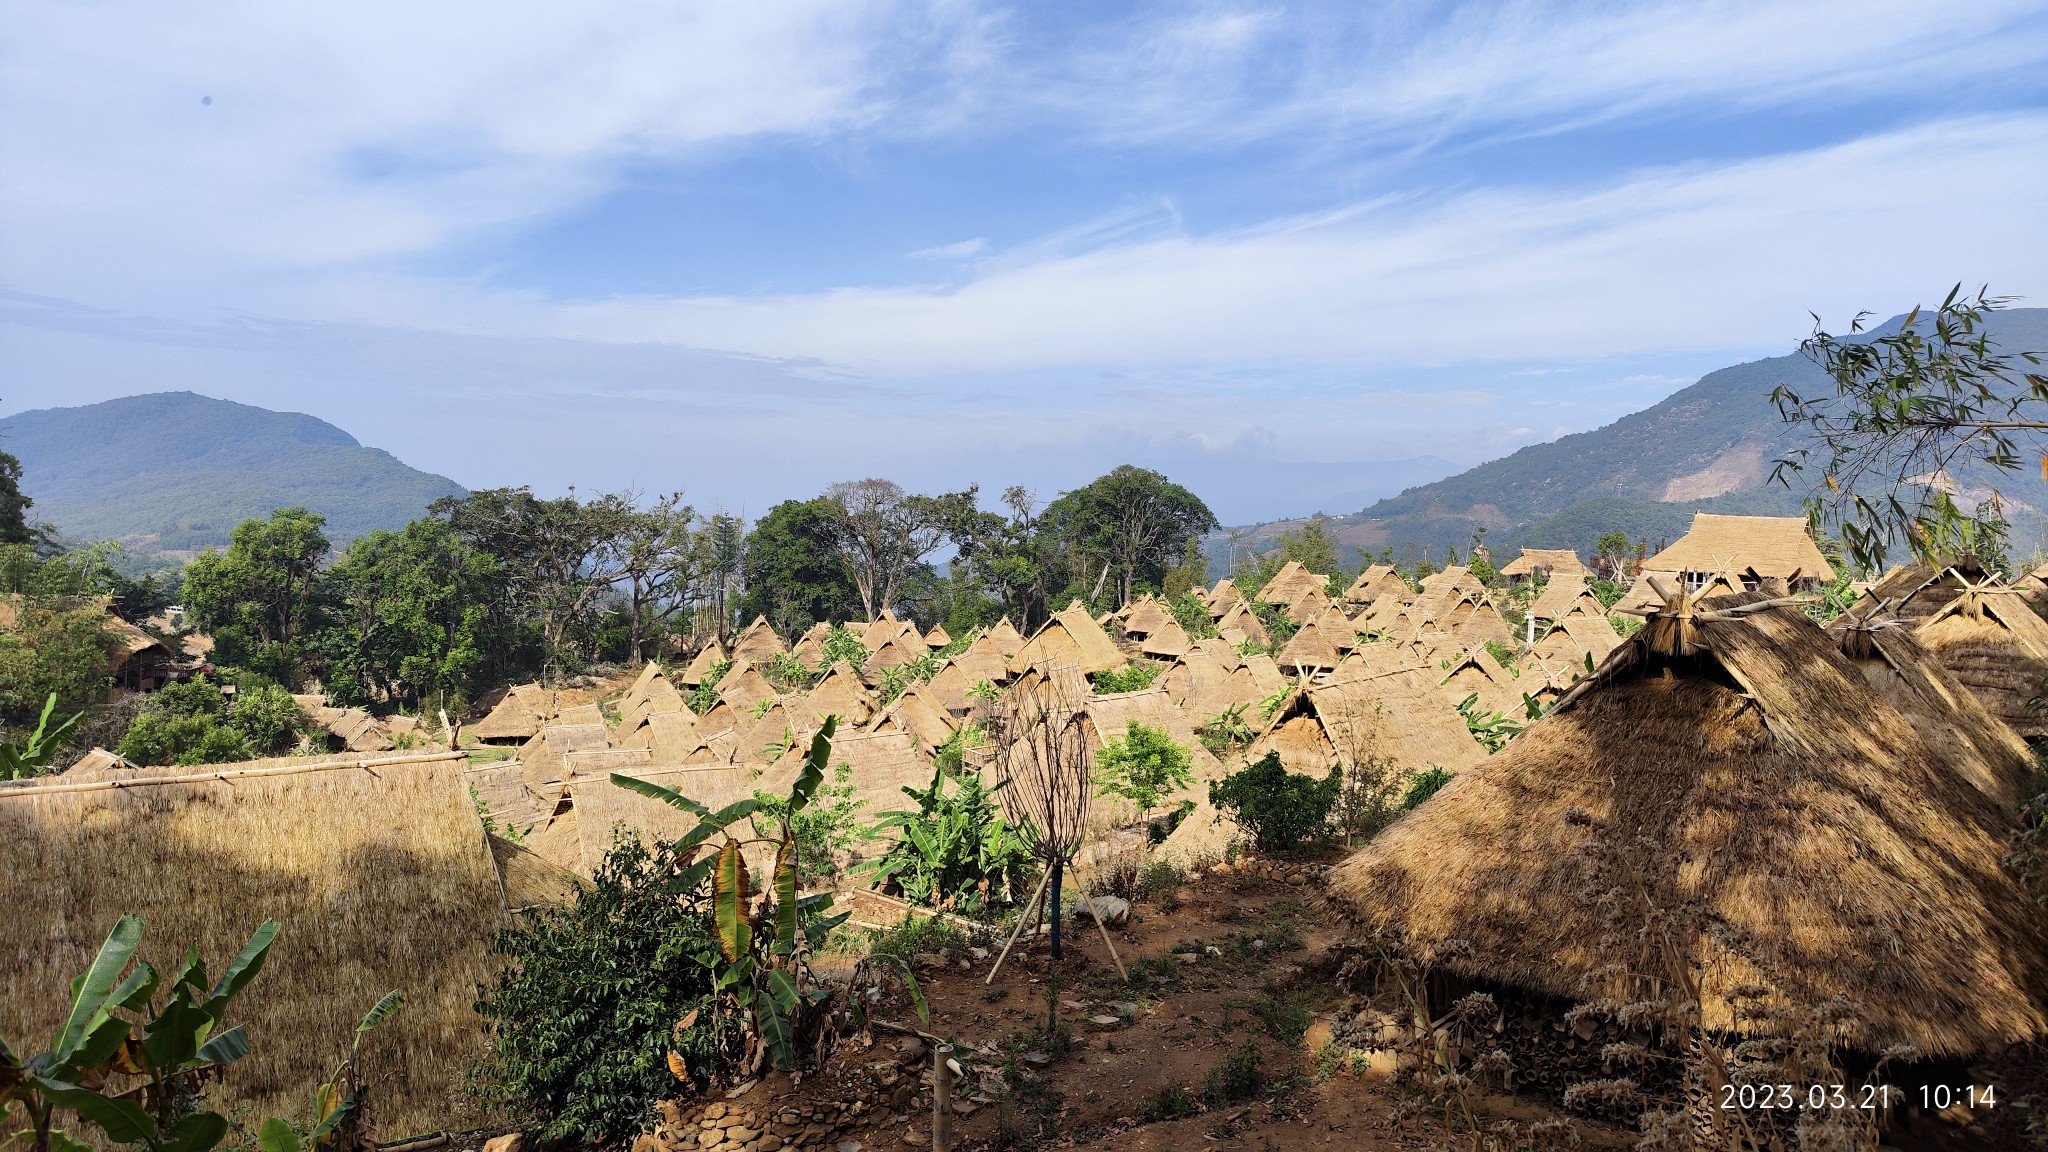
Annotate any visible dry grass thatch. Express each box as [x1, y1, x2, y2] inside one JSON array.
[[1007, 604, 1125, 676], [489, 831, 584, 912], [1645, 512, 1837, 583], [1328, 597, 2048, 1057], [1499, 548, 1592, 580], [1913, 584, 2048, 738], [0, 751, 500, 1138], [1833, 620, 2034, 812], [1310, 668, 1488, 774]]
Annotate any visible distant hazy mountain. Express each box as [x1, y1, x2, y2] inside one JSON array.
[[1, 392, 466, 555], [1221, 309, 2048, 564]]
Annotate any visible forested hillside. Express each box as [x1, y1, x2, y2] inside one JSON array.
[[1226, 308, 2048, 562], [0, 392, 465, 555]]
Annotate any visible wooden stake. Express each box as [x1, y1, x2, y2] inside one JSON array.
[[932, 1043, 954, 1152], [1075, 883, 1129, 982], [985, 869, 1050, 985]]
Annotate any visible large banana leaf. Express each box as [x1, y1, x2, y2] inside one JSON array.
[[714, 841, 751, 963], [355, 990, 404, 1035], [772, 840, 798, 956], [53, 915, 143, 1064], [29, 1077, 155, 1145], [199, 920, 279, 1024], [789, 716, 837, 813]]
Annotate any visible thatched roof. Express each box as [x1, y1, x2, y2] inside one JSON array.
[[864, 635, 922, 683], [1205, 578, 1244, 615], [1436, 652, 1521, 720], [808, 661, 876, 725], [61, 747, 134, 777], [1613, 573, 1679, 614], [716, 661, 777, 714], [1527, 574, 1591, 623], [925, 624, 951, 648], [1914, 583, 2048, 738], [1290, 584, 1337, 621], [1645, 513, 1836, 582], [1083, 685, 1200, 749], [730, 616, 787, 664], [1309, 668, 1487, 774], [679, 639, 728, 686], [791, 622, 831, 667], [1844, 559, 1993, 627], [520, 722, 611, 809], [1007, 603, 1125, 675], [1140, 616, 1192, 659], [0, 751, 498, 1135], [489, 831, 584, 912], [1498, 548, 1592, 579], [870, 683, 956, 755], [1121, 596, 1173, 639], [927, 648, 1007, 714], [1834, 620, 2033, 811], [1256, 561, 1328, 608], [1276, 617, 1344, 674], [472, 685, 544, 742], [986, 617, 1026, 657], [1329, 595, 2048, 1058], [1343, 566, 1407, 608], [1214, 602, 1270, 647]]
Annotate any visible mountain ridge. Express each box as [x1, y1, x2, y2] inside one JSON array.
[[1, 391, 467, 555], [1220, 308, 2048, 563]]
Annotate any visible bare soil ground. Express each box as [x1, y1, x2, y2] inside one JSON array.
[[749, 870, 1641, 1152]]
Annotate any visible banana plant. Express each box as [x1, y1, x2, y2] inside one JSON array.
[[255, 990, 403, 1152], [610, 715, 849, 1074], [0, 693, 86, 780], [1, 914, 278, 1152], [858, 767, 1029, 913]]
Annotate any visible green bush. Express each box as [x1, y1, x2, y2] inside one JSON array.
[[1089, 661, 1162, 694], [1208, 752, 1339, 856], [476, 834, 720, 1143], [862, 768, 1032, 913], [684, 659, 731, 714], [1139, 1081, 1197, 1121], [752, 764, 866, 876], [115, 676, 311, 766], [1202, 1039, 1266, 1107], [1401, 766, 1456, 809], [228, 682, 310, 753], [1252, 989, 1314, 1048], [1167, 592, 1219, 641], [1093, 721, 1193, 817]]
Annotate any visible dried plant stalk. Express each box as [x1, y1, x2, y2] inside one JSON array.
[[989, 665, 1091, 957]]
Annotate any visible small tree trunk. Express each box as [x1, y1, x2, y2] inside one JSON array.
[[1048, 857, 1065, 959]]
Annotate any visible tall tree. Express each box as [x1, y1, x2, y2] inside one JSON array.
[[1040, 466, 1218, 608], [949, 486, 1054, 629], [0, 448, 34, 546], [820, 479, 979, 622], [182, 507, 330, 685], [320, 518, 504, 711], [614, 494, 698, 662], [735, 499, 863, 634], [434, 487, 634, 677]]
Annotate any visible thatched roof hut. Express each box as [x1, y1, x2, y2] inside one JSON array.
[[986, 617, 1026, 657], [1275, 617, 1344, 675], [1342, 565, 1405, 608], [1914, 582, 2048, 738], [925, 624, 951, 648], [679, 638, 728, 686], [1645, 512, 1836, 589], [1205, 578, 1244, 616], [489, 832, 583, 912], [731, 615, 788, 664], [471, 683, 546, 743], [1256, 561, 1328, 609], [1309, 669, 1487, 774], [1121, 596, 1173, 639], [1007, 603, 1125, 676], [1449, 599, 1514, 651], [1527, 574, 1592, 624], [1214, 601, 1270, 648], [1139, 616, 1192, 659], [1498, 548, 1592, 582], [0, 751, 500, 1136], [808, 661, 877, 725], [1329, 594, 2048, 1058], [716, 661, 777, 715], [1612, 573, 1678, 615]]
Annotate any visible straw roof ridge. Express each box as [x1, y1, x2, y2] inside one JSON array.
[[1645, 513, 1836, 582], [1499, 548, 1592, 579]]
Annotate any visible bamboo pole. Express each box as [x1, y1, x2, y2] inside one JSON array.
[[0, 750, 467, 798], [932, 1043, 954, 1152], [985, 869, 1050, 985]]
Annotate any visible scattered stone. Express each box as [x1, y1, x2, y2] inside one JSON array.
[[835, 1141, 865, 1152], [1108, 1000, 1141, 1018], [1089, 1015, 1122, 1028], [1203, 945, 1223, 957], [1074, 895, 1131, 925], [952, 1100, 979, 1116], [482, 1136, 526, 1152], [968, 946, 989, 960], [1060, 999, 1088, 1011], [1021, 1051, 1052, 1065]]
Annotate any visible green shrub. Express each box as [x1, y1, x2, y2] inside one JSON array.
[[1140, 1081, 1197, 1121], [1201, 1040, 1266, 1107], [684, 659, 731, 714], [1401, 766, 1456, 809], [1252, 990, 1314, 1048], [1093, 721, 1193, 817], [1167, 592, 1219, 641], [1137, 859, 1182, 903], [820, 626, 868, 672], [476, 834, 720, 1143], [1249, 600, 1298, 647], [116, 676, 311, 766], [862, 768, 1033, 913], [752, 764, 866, 876], [1088, 661, 1162, 694], [1208, 752, 1339, 856]]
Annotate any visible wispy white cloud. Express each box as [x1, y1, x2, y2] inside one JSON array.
[[906, 238, 988, 260], [545, 115, 2048, 373]]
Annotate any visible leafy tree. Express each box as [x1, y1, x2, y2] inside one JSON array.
[[1161, 536, 1210, 598], [1773, 285, 2047, 570], [614, 493, 699, 662], [1209, 751, 1340, 856], [735, 499, 863, 634], [1088, 661, 1162, 694], [0, 445, 35, 545], [115, 677, 307, 766], [0, 599, 117, 724], [1040, 466, 1218, 608], [434, 488, 634, 677], [862, 767, 1032, 913], [1272, 516, 1340, 577], [819, 479, 979, 622], [320, 518, 503, 711], [182, 508, 330, 685], [1092, 721, 1193, 820], [1401, 766, 1455, 809], [948, 486, 1055, 630], [1167, 591, 1219, 640], [1593, 531, 1632, 577]]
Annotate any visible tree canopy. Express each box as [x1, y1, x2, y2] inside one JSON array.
[[1040, 465, 1218, 608]]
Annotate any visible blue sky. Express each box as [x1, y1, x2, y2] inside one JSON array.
[[4, 1, 2047, 525]]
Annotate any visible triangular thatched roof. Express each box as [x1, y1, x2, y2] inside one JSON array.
[[1645, 512, 1836, 583], [1914, 582, 2048, 738], [1275, 616, 1343, 674], [1139, 615, 1192, 659], [1214, 601, 1270, 648], [679, 639, 729, 687], [807, 661, 876, 725], [1330, 594, 2048, 1058], [986, 617, 1026, 657], [1121, 596, 1173, 639], [1342, 565, 1406, 608], [1833, 619, 2032, 811], [1498, 548, 1592, 579], [731, 615, 788, 665], [1205, 578, 1244, 616], [1007, 603, 1125, 675], [1256, 561, 1327, 608]]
